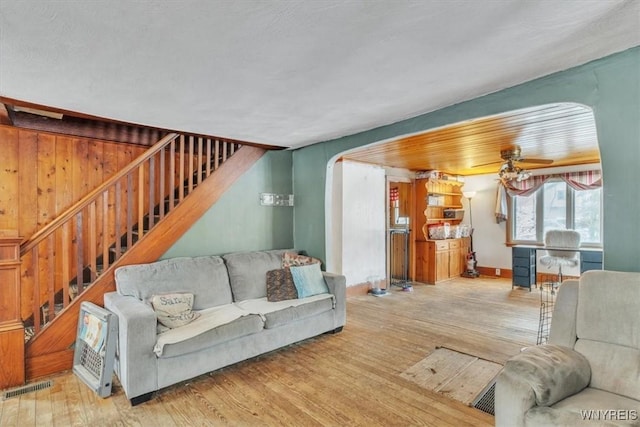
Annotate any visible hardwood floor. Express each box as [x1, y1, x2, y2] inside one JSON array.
[[0, 277, 540, 426]]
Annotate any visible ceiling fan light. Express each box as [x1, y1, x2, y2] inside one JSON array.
[[500, 170, 517, 180], [498, 163, 531, 182], [517, 170, 532, 181]]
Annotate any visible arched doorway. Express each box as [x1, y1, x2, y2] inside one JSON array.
[[325, 103, 601, 288]]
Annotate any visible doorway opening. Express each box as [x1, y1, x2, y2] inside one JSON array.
[[326, 103, 601, 290], [387, 180, 412, 288]]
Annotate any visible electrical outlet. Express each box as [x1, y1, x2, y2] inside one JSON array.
[[495, 268, 501, 276]]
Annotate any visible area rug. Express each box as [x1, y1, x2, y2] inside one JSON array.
[[400, 347, 502, 407]]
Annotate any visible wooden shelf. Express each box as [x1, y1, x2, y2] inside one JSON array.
[[416, 178, 465, 241], [429, 179, 464, 187], [427, 191, 460, 196]]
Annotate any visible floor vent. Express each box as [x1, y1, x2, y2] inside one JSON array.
[[472, 379, 496, 415], [2, 380, 53, 400]]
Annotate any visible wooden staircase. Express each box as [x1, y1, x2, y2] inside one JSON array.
[[15, 133, 266, 380]]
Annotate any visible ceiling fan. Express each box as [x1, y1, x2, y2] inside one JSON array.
[[475, 146, 554, 181]]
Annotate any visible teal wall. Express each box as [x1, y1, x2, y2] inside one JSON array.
[[163, 150, 294, 258], [293, 47, 640, 272]]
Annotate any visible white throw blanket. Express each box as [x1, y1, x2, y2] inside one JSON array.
[[154, 304, 250, 356], [154, 293, 335, 356]]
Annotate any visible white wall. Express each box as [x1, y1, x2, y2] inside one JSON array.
[[459, 174, 512, 270], [341, 161, 386, 286], [328, 161, 343, 274]]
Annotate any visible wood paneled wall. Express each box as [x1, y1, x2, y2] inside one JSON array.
[[0, 125, 151, 236], [0, 125, 155, 320]]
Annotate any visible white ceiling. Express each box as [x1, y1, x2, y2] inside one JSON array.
[[1, 1, 639, 149]]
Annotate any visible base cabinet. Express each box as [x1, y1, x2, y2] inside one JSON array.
[[416, 238, 470, 284]]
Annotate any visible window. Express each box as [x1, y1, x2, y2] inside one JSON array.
[[511, 180, 602, 245], [513, 192, 536, 241], [574, 186, 602, 243]]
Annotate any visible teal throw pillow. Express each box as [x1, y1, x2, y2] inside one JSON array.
[[290, 263, 329, 298]]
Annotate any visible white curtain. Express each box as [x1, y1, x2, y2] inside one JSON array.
[[495, 184, 508, 223]]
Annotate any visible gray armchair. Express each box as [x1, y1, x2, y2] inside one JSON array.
[[495, 270, 640, 426]]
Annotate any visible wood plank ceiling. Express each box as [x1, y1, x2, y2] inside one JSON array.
[[341, 103, 601, 176]]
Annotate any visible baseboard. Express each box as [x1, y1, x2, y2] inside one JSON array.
[[346, 282, 372, 297], [345, 278, 418, 297], [346, 279, 392, 298], [476, 267, 512, 279], [347, 269, 512, 295]]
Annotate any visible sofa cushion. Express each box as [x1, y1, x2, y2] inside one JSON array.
[[115, 256, 232, 310], [290, 263, 330, 298], [158, 314, 264, 358], [262, 296, 334, 329], [150, 293, 200, 328], [235, 293, 335, 329], [223, 249, 290, 301], [577, 270, 640, 349], [575, 270, 640, 400], [574, 339, 640, 401], [266, 268, 298, 302]]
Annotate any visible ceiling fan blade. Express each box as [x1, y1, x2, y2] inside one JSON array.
[[518, 158, 554, 165], [471, 160, 504, 168]]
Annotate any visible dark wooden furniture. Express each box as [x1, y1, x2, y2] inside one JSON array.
[[511, 246, 603, 290]]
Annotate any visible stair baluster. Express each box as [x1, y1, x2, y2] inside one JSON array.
[[19, 133, 243, 340]]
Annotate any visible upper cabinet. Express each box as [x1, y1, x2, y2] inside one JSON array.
[[415, 178, 465, 240]]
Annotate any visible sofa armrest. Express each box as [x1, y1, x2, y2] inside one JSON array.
[[323, 272, 346, 327], [495, 344, 591, 427], [104, 291, 158, 400]]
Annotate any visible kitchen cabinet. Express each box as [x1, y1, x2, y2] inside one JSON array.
[[416, 237, 470, 284]]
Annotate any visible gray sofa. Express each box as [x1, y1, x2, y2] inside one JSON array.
[[104, 249, 346, 405], [495, 270, 640, 426]]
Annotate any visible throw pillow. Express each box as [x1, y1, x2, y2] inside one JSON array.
[[266, 268, 298, 302], [150, 292, 200, 329], [282, 251, 321, 268], [290, 263, 329, 298]]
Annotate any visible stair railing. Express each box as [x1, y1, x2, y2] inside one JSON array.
[[19, 133, 241, 336]]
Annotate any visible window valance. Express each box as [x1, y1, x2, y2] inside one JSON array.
[[494, 170, 602, 223], [502, 170, 602, 197]]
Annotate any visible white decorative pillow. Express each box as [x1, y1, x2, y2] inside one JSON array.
[[150, 293, 200, 329]]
